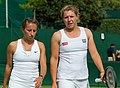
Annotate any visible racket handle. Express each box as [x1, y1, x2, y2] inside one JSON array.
[[95, 78, 102, 83]]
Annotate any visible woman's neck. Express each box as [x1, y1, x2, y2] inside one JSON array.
[[22, 37, 34, 45]]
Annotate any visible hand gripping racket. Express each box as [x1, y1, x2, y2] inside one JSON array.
[[95, 66, 117, 88]]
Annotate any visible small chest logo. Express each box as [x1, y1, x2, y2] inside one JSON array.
[[62, 42, 68, 46], [82, 39, 86, 43], [34, 51, 38, 53]]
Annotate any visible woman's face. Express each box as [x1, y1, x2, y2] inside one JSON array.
[[63, 10, 78, 30], [23, 23, 38, 41]]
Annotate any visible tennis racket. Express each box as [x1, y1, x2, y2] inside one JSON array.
[[95, 66, 117, 88]]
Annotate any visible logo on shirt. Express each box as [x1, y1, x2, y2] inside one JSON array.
[[62, 42, 68, 46], [82, 39, 86, 43], [34, 51, 38, 53]]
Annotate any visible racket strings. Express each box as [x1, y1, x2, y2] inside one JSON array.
[[106, 67, 116, 88]]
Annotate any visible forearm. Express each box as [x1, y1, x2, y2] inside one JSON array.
[[92, 55, 105, 78], [92, 53, 104, 73], [3, 65, 12, 87], [40, 63, 47, 79], [50, 57, 58, 83], [50, 66, 57, 83]]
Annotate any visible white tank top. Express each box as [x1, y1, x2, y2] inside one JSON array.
[[57, 27, 88, 80], [9, 39, 40, 87]]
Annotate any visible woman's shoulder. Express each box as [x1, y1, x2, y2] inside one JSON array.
[[37, 41, 45, 48], [83, 27, 93, 39], [7, 40, 18, 53], [37, 41, 44, 45], [8, 40, 18, 47]]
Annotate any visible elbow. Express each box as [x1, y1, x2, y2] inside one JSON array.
[[6, 63, 12, 68], [5, 64, 12, 71], [50, 56, 58, 64]]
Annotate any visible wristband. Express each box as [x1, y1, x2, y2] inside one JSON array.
[[40, 74, 44, 79]]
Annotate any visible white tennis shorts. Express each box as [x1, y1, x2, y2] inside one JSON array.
[[57, 79, 90, 88]]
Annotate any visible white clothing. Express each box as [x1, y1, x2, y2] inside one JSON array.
[[8, 39, 40, 88], [108, 57, 114, 61], [57, 27, 88, 80], [57, 79, 90, 88]]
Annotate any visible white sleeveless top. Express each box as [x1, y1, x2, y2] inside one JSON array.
[[9, 39, 40, 88], [57, 27, 88, 80]]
